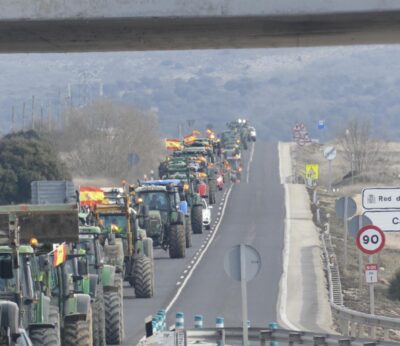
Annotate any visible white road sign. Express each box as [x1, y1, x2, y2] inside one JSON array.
[[323, 146, 337, 161], [362, 187, 400, 209], [363, 210, 400, 232], [365, 264, 378, 284]]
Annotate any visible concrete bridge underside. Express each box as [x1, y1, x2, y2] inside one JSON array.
[[2, 1, 400, 52]]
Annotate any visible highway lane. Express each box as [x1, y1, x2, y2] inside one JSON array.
[[121, 173, 230, 345], [166, 142, 285, 328]]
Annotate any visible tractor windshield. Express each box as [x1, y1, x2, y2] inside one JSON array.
[[78, 238, 98, 273], [99, 214, 128, 233], [0, 253, 16, 293], [140, 191, 170, 211]]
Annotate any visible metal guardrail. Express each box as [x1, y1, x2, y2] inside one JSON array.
[[320, 222, 400, 341], [140, 327, 400, 345]]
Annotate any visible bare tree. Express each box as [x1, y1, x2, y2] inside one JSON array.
[[337, 118, 383, 177], [46, 99, 165, 183]]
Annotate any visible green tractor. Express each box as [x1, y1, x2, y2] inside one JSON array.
[[134, 180, 188, 258], [0, 203, 90, 346], [160, 159, 204, 234], [77, 223, 123, 345], [93, 187, 154, 301]]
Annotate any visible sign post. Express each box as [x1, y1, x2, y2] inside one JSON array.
[[336, 197, 357, 268], [323, 146, 336, 191], [356, 225, 385, 338], [348, 215, 373, 289], [224, 244, 261, 346]]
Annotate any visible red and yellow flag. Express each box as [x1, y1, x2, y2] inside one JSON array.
[[206, 128, 216, 140], [165, 138, 183, 151], [80, 186, 105, 206], [184, 134, 197, 145], [192, 130, 201, 137], [53, 243, 67, 267]]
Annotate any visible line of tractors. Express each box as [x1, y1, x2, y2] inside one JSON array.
[[0, 119, 255, 346]]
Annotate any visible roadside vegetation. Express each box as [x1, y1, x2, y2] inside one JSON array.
[[0, 130, 70, 204], [0, 99, 165, 204]]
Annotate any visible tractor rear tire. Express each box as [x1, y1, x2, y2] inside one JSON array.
[[30, 327, 58, 346], [105, 289, 123, 345], [93, 284, 106, 346], [169, 224, 186, 258], [63, 311, 92, 346], [191, 205, 203, 234], [185, 215, 192, 248], [134, 256, 154, 298]]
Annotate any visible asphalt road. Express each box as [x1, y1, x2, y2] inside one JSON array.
[[122, 142, 285, 344], [168, 142, 284, 328]]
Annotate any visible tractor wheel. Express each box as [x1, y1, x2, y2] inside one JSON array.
[[30, 327, 58, 346], [134, 256, 154, 298], [191, 205, 203, 234], [105, 289, 123, 345], [93, 284, 106, 346], [185, 215, 192, 248], [63, 309, 92, 346], [169, 224, 186, 258], [49, 305, 61, 346]]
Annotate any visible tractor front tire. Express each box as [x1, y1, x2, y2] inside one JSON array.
[[134, 256, 154, 298], [169, 224, 186, 258], [185, 215, 192, 248], [63, 311, 92, 346], [191, 205, 203, 234], [93, 284, 106, 346], [105, 289, 124, 345], [30, 327, 58, 346]]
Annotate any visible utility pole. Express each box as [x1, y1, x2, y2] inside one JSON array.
[[11, 105, 15, 133], [31, 95, 35, 130], [22, 102, 26, 130], [40, 106, 44, 131]]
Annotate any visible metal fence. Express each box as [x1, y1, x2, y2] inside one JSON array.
[[140, 327, 399, 345]]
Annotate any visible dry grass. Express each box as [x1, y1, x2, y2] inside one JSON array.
[[292, 141, 400, 319]]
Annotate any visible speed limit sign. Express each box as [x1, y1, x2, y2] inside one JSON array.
[[356, 225, 385, 255]]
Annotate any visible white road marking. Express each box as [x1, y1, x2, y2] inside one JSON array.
[[164, 184, 233, 314], [246, 142, 255, 184]]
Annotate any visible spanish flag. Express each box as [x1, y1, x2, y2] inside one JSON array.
[[206, 128, 216, 140], [184, 134, 197, 145], [192, 130, 201, 137], [80, 186, 105, 206], [53, 243, 67, 267], [165, 139, 183, 151]]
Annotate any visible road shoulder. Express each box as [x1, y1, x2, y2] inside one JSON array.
[[277, 142, 334, 332]]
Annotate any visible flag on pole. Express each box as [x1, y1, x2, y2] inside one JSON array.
[[184, 134, 197, 145], [53, 243, 67, 267], [80, 186, 105, 206], [192, 130, 201, 136], [165, 138, 183, 151]]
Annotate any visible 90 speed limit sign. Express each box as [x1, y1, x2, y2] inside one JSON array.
[[356, 225, 385, 255]]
